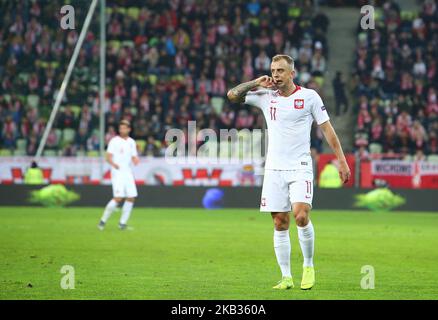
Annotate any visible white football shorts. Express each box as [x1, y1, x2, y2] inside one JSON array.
[[260, 169, 314, 212], [111, 171, 138, 198]]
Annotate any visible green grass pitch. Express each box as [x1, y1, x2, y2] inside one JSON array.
[[0, 207, 437, 300]]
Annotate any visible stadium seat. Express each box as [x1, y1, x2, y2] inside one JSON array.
[[55, 129, 63, 141], [0, 149, 13, 156], [51, 61, 60, 69], [127, 7, 140, 20], [148, 75, 158, 86], [136, 140, 146, 154], [16, 139, 27, 152], [76, 150, 86, 157], [39, 61, 49, 69], [62, 128, 76, 144], [401, 10, 417, 21], [43, 150, 57, 157], [171, 74, 185, 82], [427, 155, 438, 163], [87, 151, 99, 157], [16, 95, 26, 104], [313, 76, 325, 89], [109, 40, 121, 52], [136, 74, 146, 84], [211, 97, 225, 115], [369, 143, 383, 154], [375, 8, 383, 19], [70, 105, 82, 118], [288, 7, 301, 18], [116, 7, 127, 15], [27, 94, 40, 109], [18, 72, 30, 83], [122, 40, 134, 48], [128, 106, 137, 116], [13, 150, 26, 156], [39, 106, 52, 119], [154, 140, 162, 150]]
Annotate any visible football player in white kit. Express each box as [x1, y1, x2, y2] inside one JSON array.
[[227, 55, 351, 290], [98, 120, 139, 231]]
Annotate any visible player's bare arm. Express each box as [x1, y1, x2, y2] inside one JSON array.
[[319, 121, 351, 183], [132, 156, 140, 166], [227, 75, 275, 103], [106, 152, 119, 170]]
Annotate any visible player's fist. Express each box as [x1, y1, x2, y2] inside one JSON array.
[[132, 157, 140, 166], [339, 161, 351, 184], [113, 163, 120, 170], [256, 75, 276, 89]]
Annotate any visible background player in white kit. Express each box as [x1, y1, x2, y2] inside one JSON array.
[[98, 120, 139, 231], [227, 55, 351, 290]]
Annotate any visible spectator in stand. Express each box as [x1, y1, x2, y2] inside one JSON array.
[[75, 128, 89, 152], [332, 71, 349, 116], [45, 129, 59, 151]]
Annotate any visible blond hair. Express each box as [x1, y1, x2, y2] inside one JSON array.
[[272, 54, 294, 70], [120, 119, 131, 128]]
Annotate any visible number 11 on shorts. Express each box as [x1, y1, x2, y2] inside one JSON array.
[[305, 180, 312, 198]]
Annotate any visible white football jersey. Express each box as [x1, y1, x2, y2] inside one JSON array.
[[107, 136, 138, 173], [245, 85, 329, 170]]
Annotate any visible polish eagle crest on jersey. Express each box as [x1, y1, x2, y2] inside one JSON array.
[[294, 99, 304, 109]]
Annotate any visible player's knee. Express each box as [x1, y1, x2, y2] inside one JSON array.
[[272, 213, 289, 230], [294, 211, 309, 227], [126, 198, 135, 203], [113, 197, 123, 204]]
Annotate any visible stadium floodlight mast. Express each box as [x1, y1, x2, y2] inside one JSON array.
[[99, 0, 106, 178], [35, 0, 102, 160]]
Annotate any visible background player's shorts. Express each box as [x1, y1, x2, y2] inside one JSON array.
[[111, 171, 138, 198], [260, 169, 314, 212]]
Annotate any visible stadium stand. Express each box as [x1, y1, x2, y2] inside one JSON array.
[[0, 0, 330, 156]]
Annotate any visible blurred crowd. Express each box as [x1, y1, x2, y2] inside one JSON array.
[[0, 0, 329, 156], [352, 0, 438, 160]]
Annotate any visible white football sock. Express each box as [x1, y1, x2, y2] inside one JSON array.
[[297, 220, 315, 267], [273, 229, 292, 277], [101, 199, 118, 223], [120, 201, 134, 225]]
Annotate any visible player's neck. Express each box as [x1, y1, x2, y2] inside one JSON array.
[[278, 82, 297, 97], [119, 135, 129, 140]]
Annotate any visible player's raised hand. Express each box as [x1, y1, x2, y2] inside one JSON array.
[[339, 161, 351, 184], [256, 75, 276, 89]]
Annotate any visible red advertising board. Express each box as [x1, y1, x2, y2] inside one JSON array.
[[360, 160, 438, 189]]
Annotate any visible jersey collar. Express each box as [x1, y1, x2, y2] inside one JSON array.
[[118, 135, 129, 140], [277, 84, 301, 97]]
